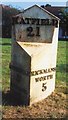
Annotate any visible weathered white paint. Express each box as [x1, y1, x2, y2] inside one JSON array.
[[16, 5, 59, 20], [15, 24, 54, 43], [10, 5, 59, 105]]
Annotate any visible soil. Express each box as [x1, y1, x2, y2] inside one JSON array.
[[2, 87, 68, 119]]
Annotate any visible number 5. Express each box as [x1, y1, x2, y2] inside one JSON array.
[[42, 82, 47, 91]]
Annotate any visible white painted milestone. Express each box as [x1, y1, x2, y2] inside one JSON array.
[[10, 5, 60, 105]]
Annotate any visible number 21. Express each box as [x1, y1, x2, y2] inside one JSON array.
[[27, 26, 40, 36]]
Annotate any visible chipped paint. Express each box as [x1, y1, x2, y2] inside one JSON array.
[[10, 5, 59, 105]]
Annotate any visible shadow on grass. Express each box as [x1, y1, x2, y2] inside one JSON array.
[[2, 90, 24, 106], [56, 64, 68, 73], [0, 43, 11, 45], [0, 91, 2, 106]]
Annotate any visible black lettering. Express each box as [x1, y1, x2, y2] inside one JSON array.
[[42, 82, 47, 91], [47, 75, 53, 80], [54, 20, 58, 27], [37, 70, 40, 75], [41, 70, 44, 74], [17, 17, 26, 24], [35, 71, 39, 75], [45, 19, 49, 25], [47, 75, 50, 80], [31, 71, 35, 76], [25, 18, 30, 24], [30, 18, 39, 25], [43, 69, 48, 73], [41, 19, 46, 25], [36, 27, 40, 36], [40, 77, 44, 81], [39, 70, 43, 74], [43, 76, 46, 80], [51, 68, 56, 72], [31, 68, 56, 76], [21, 18, 26, 24], [48, 68, 51, 72], [13, 17, 58, 27], [36, 19, 40, 25], [35, 74, 53, 82], [52, 19, 58, 27], [36, 70, 41, 75], [49, 19, 52, 25], [50, 75, 52, 79], [31, 18, 36, 24], [27, 27, 34, 36], [35, 77, 39, 82], [41, 19, 49, 25]]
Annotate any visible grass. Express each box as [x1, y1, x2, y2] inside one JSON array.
[[56, 40, 68, 87], [2, 38, 11, 90], [0, 38, 2, 90]]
